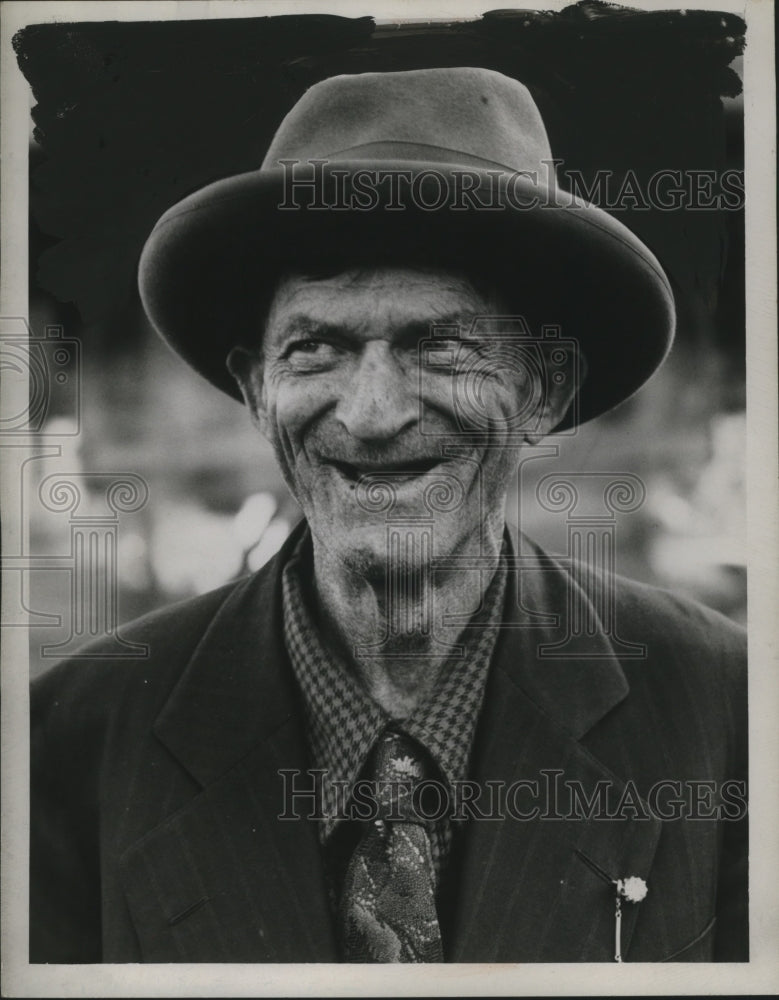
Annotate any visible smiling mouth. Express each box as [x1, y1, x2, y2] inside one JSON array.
[[327, 457, 442, 483]]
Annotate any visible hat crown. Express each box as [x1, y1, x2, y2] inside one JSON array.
[[262, 67, 553, 172], [141, 66, 675, 429]]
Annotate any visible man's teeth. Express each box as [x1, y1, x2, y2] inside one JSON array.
[[330, 459, 439, 480]]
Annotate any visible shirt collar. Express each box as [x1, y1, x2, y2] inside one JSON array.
[[282, 529, 507, 838]]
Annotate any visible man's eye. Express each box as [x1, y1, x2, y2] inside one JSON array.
[[288, 339, 325, 354], [284, 339, 341, 365]]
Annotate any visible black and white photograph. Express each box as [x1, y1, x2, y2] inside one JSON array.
[[1, 0, 776, 995]]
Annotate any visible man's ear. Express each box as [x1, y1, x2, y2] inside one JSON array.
[[523, 342, 588, 446], [226, 346, 270, 437]]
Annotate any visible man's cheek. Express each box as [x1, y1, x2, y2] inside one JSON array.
[[274, 378, 335, 423], [269, 391, 333, 494], [268, 387, 313, 447], [260, 399, 304, 487], [435, 372, 525, 435], [417, 377, 462, 433]]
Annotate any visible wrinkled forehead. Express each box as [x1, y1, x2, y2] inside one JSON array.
[[263, 264, 507, 338]]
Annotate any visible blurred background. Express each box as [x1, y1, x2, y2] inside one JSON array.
[[13, 5, 746, 678]]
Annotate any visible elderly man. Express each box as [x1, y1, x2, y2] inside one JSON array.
[[30, 68, 747, 964]]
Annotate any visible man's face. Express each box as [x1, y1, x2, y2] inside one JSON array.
[[231, 266, 564, 574]]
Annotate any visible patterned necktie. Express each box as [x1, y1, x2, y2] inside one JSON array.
[[339, 730, 444, 962]]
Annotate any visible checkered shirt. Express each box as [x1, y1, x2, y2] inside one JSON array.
[[282, 530, 507, 893]]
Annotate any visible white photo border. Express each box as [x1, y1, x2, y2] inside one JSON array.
[[2, 0, 776, 995]]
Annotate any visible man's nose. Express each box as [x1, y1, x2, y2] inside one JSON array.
[[335, 342, 419, 441]]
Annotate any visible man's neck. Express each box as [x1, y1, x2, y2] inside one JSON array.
[[310, 523, 505, 719]]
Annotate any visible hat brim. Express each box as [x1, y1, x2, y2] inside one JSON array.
[[138, 161, 675, 430]]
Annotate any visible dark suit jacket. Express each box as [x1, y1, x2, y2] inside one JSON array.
[[30, 525, 748, 963]]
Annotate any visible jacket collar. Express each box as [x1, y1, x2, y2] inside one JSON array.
[[153, 522, 307, 788], [153, 520, 629, 787], [499, 522, 629, 738]]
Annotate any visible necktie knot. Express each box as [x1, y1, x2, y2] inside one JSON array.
[[371, 730, 432, 824]]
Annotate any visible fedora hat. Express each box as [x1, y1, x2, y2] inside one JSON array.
[[138, 67, 675, 429]]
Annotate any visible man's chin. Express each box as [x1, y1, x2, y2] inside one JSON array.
[[310, 521, 436, 581]]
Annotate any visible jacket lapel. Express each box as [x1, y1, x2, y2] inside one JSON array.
[[120, 525, 339, 961], [450, 534, 662, 961]]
